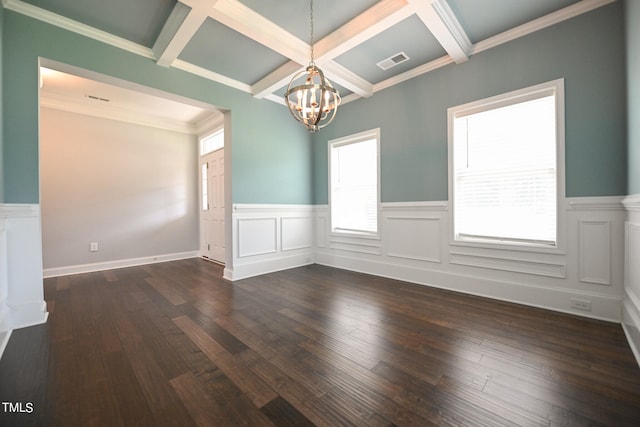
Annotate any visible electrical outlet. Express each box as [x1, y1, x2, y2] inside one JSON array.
[[89, 242, 99, 252], [570, 298, 592, 312]]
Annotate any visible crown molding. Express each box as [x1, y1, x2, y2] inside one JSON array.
[[2, 0, 153, 59], [194, 113, 225, 136], [40, 93, 199, 134], [3, 0, 618, 109], [472, 0, 616, 55]]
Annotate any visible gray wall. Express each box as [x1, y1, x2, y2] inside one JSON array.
[[0, 5, 4, 202], [312, 2, 627, 204], [40, 107, 199, 269], [628, 0, 640, 195]]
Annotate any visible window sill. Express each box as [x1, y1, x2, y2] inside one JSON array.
[[451, 236, 566, 255], [330, 229, 380, 240]]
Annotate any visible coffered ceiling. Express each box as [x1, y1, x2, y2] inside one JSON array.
[[5, 0, 615, 107]]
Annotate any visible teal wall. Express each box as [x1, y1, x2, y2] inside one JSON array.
[[313, 2, 627, 204], [1, 3, 630, 206], [627, 0, 640, 195], [1, 11, 311, 204]]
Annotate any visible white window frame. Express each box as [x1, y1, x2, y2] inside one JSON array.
[[329, 128, 381, 238], [200, 128, 224, 156], [447, 79, 566, 253]]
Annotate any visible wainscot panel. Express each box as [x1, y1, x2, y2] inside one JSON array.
[[315, 197, 626, 322], [225, 205, 315, 281]]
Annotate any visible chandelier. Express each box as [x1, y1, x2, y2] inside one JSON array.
[[284, 0, 341, 132]]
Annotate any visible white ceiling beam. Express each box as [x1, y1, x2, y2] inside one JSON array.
[[321, 61, 374, 99], [210, 0, 309, 65], [153, 0, 214, 67], [210, 0, 382, 99], [172, 59, 253, 94], [252, 61, 304, 99], [408, 0, 471, 64], [314, 0, 413, 62]]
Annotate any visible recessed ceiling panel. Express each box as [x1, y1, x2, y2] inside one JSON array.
[[237, 0, 380, 41], [448, 0, 581, 43], [179, 18, 290, 85], [21, 0, 175, 47], [333, 15, 447, 84]]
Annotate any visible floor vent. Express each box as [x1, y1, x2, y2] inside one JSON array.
[[377, 52, 410, 71]]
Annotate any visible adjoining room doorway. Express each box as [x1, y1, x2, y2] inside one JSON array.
[[199, 129, 225, 264]]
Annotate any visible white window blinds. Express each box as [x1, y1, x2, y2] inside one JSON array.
[[453, 93, 558, 245]]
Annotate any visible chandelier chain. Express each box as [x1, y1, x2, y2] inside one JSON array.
[[309, 0, 314, 65], [284, 0, 340, 132]]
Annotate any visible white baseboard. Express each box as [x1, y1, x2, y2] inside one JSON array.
[[623, 294, 640, 367], [225, 252, 314, 281], [316, 252, 622, 322], [0, 329, 12, 361], [43, 251, 199, 278], [7, 300, 48, 330]]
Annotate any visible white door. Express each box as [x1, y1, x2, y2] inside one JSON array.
[[200, 148, 225, 263]]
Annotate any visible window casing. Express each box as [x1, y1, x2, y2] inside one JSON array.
[[329, 129, 380, 237], [448, 79, 565, 250], [200, 129, 224, 155]]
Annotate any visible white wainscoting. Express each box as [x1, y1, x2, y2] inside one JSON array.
[[0, 204, 49, 359], [315, 197, 626, 322], [623, 194, 640, 365], [224, 204, 315, 281], [0, 220, 10, 359]]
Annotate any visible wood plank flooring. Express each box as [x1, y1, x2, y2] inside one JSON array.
[[1, 259, 640, 426]]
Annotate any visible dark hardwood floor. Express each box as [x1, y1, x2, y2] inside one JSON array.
[[1, 259, 640, 426]]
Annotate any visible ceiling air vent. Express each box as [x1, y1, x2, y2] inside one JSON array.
[[85, 94, 110, 102], [376, 52, 410, 71]]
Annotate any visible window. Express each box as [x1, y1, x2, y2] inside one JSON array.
[[200, 129, 223, 211], [201, 163, 208, 211], [329, 129, 380, 236], [200, 129, 224, 155], [449, 79, 564, 248]]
